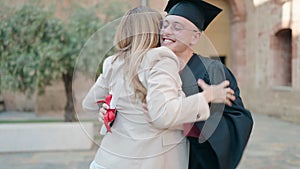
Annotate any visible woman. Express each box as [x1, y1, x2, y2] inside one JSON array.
[[83, 6, 234, 169]]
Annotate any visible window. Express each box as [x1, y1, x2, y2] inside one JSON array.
[[272, 29, 292, 86]]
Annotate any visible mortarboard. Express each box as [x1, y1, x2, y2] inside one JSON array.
[[164, 0, 222, 31]]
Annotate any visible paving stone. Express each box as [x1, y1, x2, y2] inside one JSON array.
[[0, 112, 299, 169]]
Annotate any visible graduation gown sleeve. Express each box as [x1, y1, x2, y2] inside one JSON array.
[[182, 55, 253, 169]]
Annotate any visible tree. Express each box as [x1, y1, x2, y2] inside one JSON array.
[[0, 4, 67, 96], [0, 2, 127, 122]]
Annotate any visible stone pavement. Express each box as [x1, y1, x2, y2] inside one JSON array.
[[238, 113, 300, 169], [0, 112, 299, 169]]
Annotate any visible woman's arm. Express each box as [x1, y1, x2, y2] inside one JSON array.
[[82, 57, 112, 113], [141, 47, 210, 129]]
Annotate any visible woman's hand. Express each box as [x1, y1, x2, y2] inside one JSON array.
[[98, 103, 109, 123], [198, 79, 235, 106]]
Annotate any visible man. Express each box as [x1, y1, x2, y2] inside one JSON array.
[[161, 0, 253, 169]]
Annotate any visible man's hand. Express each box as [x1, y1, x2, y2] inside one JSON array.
[[198, 79, 235, 106]]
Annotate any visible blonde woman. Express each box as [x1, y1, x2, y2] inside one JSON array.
[[83, 6, 234, 169]]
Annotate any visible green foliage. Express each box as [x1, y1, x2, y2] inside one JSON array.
[[0, 1, 128, 94], [96, 0, 130, 22], [67, 0, 128, 78], [63, 4, 103, 73], [0, 0, 130, 121], [0, 4, 67, 93]]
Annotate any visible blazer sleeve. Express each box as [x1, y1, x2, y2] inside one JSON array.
[[82, 56, 112, 113], [141, 47, 210, 129]]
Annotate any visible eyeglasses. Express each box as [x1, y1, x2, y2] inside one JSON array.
[[160, 20, 199, 33]]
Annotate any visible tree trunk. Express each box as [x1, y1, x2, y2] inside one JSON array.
[[62, 72, 78, 122]]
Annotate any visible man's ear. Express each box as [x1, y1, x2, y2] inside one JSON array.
[[190, 31, 201, 46]]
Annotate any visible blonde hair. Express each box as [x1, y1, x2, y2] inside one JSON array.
[[114, 6, 162, 102]]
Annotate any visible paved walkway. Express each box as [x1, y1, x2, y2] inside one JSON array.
[[0, 112, 299, 169], [238, 113, 300, 169]]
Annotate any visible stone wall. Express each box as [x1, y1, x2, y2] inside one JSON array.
[[242, 0, 300, 123]]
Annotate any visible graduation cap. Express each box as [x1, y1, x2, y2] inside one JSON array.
[[164, 0, 222, 31]]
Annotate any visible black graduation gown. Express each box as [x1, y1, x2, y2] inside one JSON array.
[[180, 54, 253, 169]]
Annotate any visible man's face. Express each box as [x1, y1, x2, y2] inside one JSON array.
[[160, 15, 199, 54]]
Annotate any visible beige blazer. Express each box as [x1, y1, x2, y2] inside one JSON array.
[[82, 46, 210, 169]]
